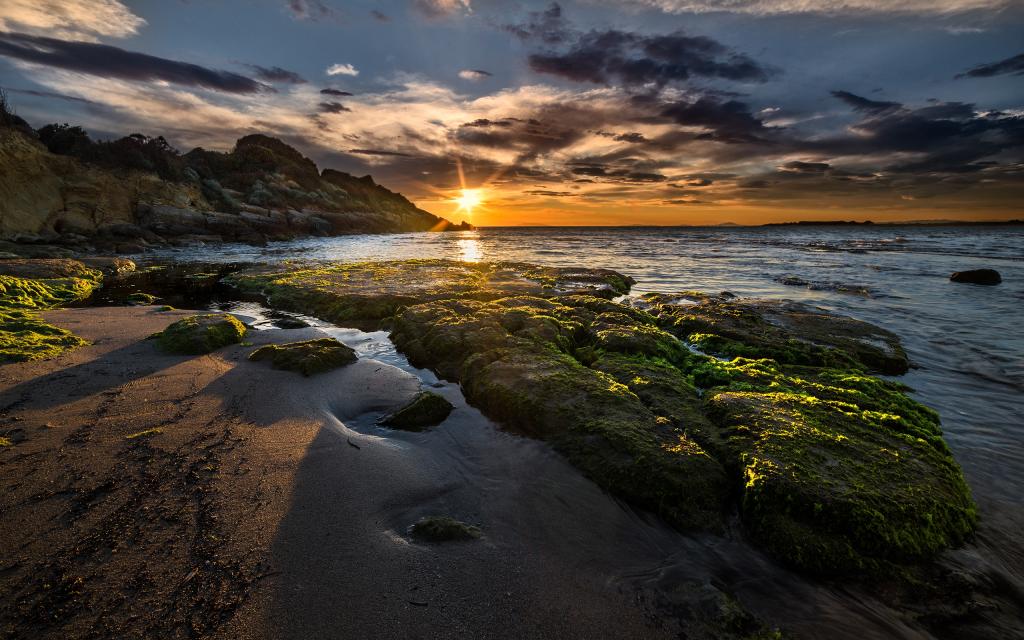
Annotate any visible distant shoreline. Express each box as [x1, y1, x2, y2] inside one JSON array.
[[471, 219, 1024, 229]]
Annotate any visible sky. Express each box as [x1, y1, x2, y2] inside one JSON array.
[[0, 0, 1021, 226]]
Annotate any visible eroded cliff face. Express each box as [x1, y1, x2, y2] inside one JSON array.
[[0, 128, 467, 251], [0, 129, 206, 239]]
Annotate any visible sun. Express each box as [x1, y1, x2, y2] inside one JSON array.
[[454, 188, 484, 213]]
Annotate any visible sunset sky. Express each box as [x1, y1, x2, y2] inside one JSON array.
[[0, 0, 1021, 226]]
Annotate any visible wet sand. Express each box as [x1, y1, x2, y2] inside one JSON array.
[[0, 306, 675, 639]]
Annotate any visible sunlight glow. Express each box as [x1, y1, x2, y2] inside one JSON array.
[[454, 188, 484, 213]]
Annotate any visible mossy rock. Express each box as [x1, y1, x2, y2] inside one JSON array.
[[126, 292, 159, 305], [153, 313, 247, 355], [0, 270, 102, 362], [409, 516, 481, 542], [379, 391, 453, 430], [230, 259, 974, 574], [248, 337, 356, 376], [643, 293, 910, 375]]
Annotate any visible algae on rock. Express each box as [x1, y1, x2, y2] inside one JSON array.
[[379, 391, 453, 430], [0, 259, 102, 362], [248, 337, 356, 375], [223, 258, 976, 574], [153, 313, 247, 355]]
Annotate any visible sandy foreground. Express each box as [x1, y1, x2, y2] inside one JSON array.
[[0, 305, 677, 639]]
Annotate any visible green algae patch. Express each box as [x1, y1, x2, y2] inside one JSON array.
[[0, 263, 102, 362], [125, 428, 163, 440], [0, 436, 12, 447], [156, 305, 175, 312], [248, 337, 356, 376], [126, 292, 159, 305], [379, 391, 453, 430], [409, 516, 481, 542], [153, 313, 247, 355], [643, 292, 910, 375], [224, 259, 633, 328], [224, 259, 974, 575]]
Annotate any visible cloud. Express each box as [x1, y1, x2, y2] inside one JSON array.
[[0, 0, 145, 42], [587, 0, 1010, 15], [244, 64, 307, 84], [7, 87, 99, 104], [956, 52, 1024, 78], [509, 5, 773, 88], [0, 32, 271, 94], [661, 97, 770, 142], [349, 148, 415, 157], [413, 0, 472, 19], [287, 0, 336, 21], [371, 10, 391, 21], [326, 63, 359, 76], [321, 88, 354, 96], [830, 90, 900, 113], [458, 69, 493, 81], [319, 101, 351, 113]]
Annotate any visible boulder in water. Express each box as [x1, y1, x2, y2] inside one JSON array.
[[950, 269, 1001, 285], [153, 313, 246, 355]]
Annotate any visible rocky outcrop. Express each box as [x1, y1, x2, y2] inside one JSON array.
[[0, 126, 469, 253], [950, 269, 1002, 285]]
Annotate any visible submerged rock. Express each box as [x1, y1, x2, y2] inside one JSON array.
[[153, 313, 246, 355], [224, 259, 976, 574], [950, 269, 1001, 285], [248, 337, 356, 376], [409, 516, 481, 542], [379, 391, 454, 430]]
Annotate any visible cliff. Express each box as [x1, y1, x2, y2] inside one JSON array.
[[0, 125, 469, 254]]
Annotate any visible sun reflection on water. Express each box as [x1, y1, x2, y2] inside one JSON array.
[[457, 234, 481, 262]]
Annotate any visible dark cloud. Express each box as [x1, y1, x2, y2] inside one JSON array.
[[613, 132, 647, 143], [570, 165, 666, 182], [318, 101, 351, 113], [523, 189, 574, 196], [371, 9, 390, 21], [780, 160, 831, 173], [6, 88, 99, 105], [0, 32, 270, 94], [830, 90, 900, 113], [287, 0, 336, 21], [957, 52, 1024, 78], [244, 64, 307, 84], [509, 4, 772, 88], [661, 97, 770, 143], [348, 148, 414, 157], [320, 88, 353, 96], [505, 3, 569, 45]]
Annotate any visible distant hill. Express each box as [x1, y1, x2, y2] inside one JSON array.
[[0, 106, 468, 254]]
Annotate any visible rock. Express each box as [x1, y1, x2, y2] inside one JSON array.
[[126, 292, 159, 305], [223, 259, 976, 573], [950, 269, 1001, 285], [78, 257, 136, 276], [379, 391, 454, 430], [248, 337, 356, 376], [0, 258, 102, 281], [153, 313, 247, 355], [409, 516, 481, 542]]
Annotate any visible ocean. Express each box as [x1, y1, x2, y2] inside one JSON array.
[[148, 224, 1024, 636]]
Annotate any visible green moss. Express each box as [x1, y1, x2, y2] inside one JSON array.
[[223, 259, 974, 575], [0, 269, 101, 362], [126, 292, 159, 305], [156, 305, 175, 312], [248, 337, 356, 375], [409, 516, 481, 542], [379, 391, 454, 430], [0, 436, 12, 447], [153, 313, 247, 355], [125, 428, 163, 440]]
